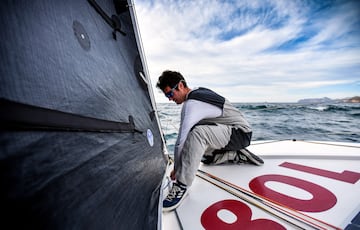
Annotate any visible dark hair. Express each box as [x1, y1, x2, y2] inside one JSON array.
[[156, 70, 187, 90]]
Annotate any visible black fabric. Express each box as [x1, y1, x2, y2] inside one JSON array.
[[87, 0, 127, 39], [114, 0, 129, 14], [345, 211, 360, 230], [213, 129, 252, 153], [224, 128, 252, 150], [187, 87, 225, 110], [190, 122, 217, 132], [0, 0, 166, 229]]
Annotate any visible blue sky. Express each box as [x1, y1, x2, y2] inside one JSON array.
[[133, 0, 360, 102]]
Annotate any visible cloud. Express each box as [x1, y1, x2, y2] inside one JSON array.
[[134, 0, 360, 102]]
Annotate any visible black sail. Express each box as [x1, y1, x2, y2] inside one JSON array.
[[0, 0, 166, 229]]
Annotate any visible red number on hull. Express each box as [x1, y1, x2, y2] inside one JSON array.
[[249, 174, 337, 212], [201, 199, 286, 230], [201, 161, 359, 227], [280, 162, 360, 184]]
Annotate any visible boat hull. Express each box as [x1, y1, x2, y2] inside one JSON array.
[[162, 140, 360, 229]]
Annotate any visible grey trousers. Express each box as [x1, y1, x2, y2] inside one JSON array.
[[176, 124, 249, 186]]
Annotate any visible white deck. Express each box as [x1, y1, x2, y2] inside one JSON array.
[[162, 140, 360, 230]]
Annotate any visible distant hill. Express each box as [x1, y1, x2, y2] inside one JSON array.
[[343, 96, 360, 103], [298, 96, 360, 104], [298, 97, 333, 104]]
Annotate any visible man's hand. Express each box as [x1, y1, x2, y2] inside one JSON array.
[[170, 169, 176, 180]]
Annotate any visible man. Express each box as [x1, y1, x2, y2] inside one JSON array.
[[156, 70, 264, 212]]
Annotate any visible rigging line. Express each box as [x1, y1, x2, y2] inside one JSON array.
[[174, 210, 184, 230], [195, 172, 308, 230], [202, 176, 338, 229], [197, 170, 341, 230], [197, 169, 340, 230], [296, 140, 360, 149], [162, 176, 172, 190], [250, 139, 290, 145], [162, 158, 174, 190], [251, 139, 360, 149], [196, 172, 321, 230], [161, 116, 178, 133], [196, 172, 324, 230]]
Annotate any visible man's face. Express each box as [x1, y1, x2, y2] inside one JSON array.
[[163, 82, 186, 104]]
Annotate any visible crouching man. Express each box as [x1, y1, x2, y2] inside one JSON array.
[[156, 70, 264, 212]]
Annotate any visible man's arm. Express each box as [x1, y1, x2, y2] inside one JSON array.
[[175, 99, 222, 159]]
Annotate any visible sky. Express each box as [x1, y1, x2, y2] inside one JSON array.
[[133, 0, 360, 103]]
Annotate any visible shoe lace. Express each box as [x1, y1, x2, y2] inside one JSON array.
[[236, 151, 248, 162], [165, 184, 183, 201]]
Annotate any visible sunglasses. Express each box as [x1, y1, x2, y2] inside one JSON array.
[[165, 83, 179, 98]]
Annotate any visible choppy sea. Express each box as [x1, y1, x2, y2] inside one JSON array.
[[156, 103, 360, 153]]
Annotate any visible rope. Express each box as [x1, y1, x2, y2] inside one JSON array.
[[196, 169, 341, 230], [296, 140, 360, 148], [251, 139, 360, 148], [196, 172, 307, 230]]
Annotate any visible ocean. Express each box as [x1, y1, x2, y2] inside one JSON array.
[[156, 102, 360, 153]]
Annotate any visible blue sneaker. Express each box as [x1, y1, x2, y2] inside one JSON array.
[[163, 182, 188, 212]]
